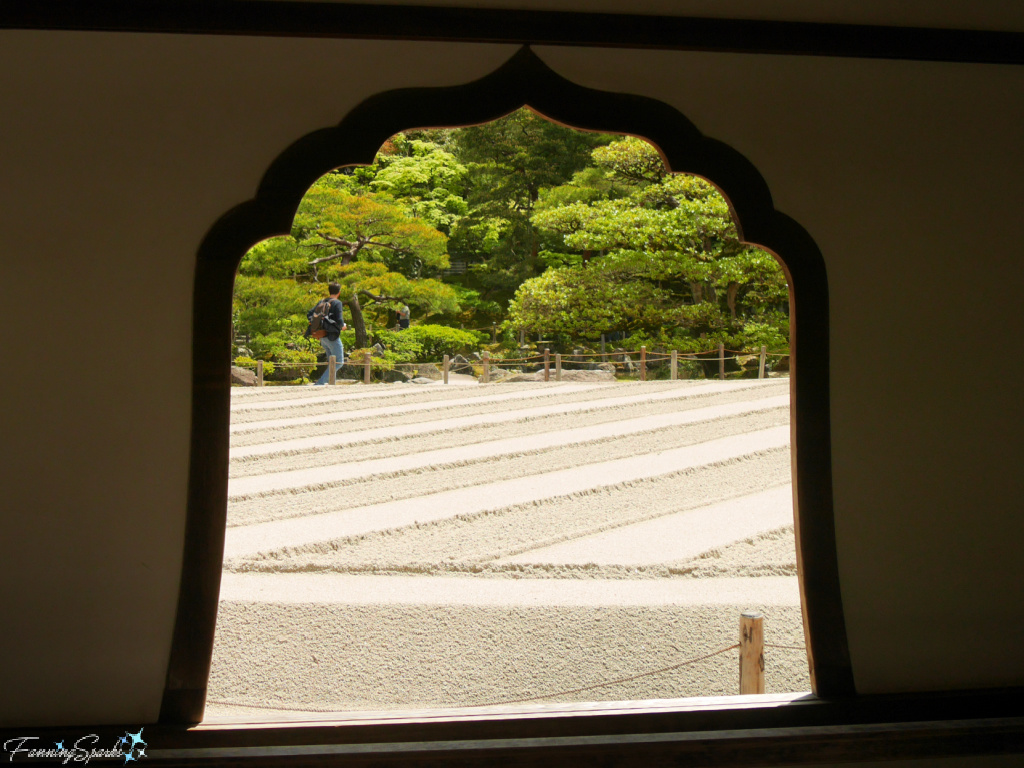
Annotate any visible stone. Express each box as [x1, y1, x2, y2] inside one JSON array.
[[450, 354, 473, 373], [416, 363, 442, 380], [381, 368, 410, 383], [409, 377, 436, 385], [230, 366, 259, 386]]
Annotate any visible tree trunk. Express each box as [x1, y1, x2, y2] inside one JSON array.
[[348, 293, 368, 349], [727, 282, 739, 320], [690, 283, 703, 303]]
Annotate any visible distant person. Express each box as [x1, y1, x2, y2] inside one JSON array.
[[305, 283, 346, 385], [397, 303, 411, 330]]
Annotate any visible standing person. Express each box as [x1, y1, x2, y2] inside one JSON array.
[[397, 303, 411, 330], [306, 283, 347, 385]]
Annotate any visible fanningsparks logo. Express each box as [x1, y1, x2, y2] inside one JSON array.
[[4, 728, 147, 764]]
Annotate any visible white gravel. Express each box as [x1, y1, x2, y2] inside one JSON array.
[[208, 378, 808, 718]]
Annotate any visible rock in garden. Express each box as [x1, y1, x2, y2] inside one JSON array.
[[230, 366, 258, 386], [409, 376, 436, 385], [416, 363, 442, 380]]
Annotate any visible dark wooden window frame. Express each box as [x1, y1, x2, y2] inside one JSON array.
[[166, 43, 848, 723], [3, 1, 1023, 65]]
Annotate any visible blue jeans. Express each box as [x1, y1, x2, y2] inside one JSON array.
[[315, 336, 344, 385]]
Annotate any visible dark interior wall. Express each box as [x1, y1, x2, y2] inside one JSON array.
[[0, 29, 1021, 734]]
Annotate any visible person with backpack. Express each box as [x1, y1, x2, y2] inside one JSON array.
[[305, 283, 347, 385]]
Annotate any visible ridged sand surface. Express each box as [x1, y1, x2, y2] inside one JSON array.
[[207, 378, 809, 721]]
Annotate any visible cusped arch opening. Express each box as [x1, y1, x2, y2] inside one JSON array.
[[162, 46, 851, 725]]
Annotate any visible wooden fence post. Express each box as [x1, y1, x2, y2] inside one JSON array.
[[759, 345, 767, 379], [256, 360, 264, 387], [640, 346, 647, 382], [739, 611, 765, 694], [362, 352, 371, 384], [719, 342, 726, 381], [543, 348, 550, 382], [670, 350, 677, 381], [555, 353, 562, 382], [481, 350, 490, 384], [601, 334, 607, 362], [328, 356, 337, 385], [443, 354, 449, 384]]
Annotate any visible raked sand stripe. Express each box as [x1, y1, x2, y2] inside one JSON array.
[[218, 572, 800, 606], [231, 383, 609, 431], [232, 379, 780, 457], [231, 381, 565, 411], [499, 485, 794, 567], [224, 425, 790, 557], [229, 395, 789, 497]]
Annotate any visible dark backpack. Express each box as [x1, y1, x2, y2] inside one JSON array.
[[305, 298, 337, 339]]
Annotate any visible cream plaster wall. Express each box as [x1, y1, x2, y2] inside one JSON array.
[[0, 31, 515, 727], [0, 29, 1022, 730], [536, 47, 1024, 694]]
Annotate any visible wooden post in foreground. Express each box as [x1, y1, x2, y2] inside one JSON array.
[[481, 351, 490, 384], [362, 352, 371, 384], [555, 353, 562, 382], [443, 354, 450, 385], [670, 350, 678, 381], [256, 360, 264, 387], [543, 348, 550, 382], [719, 343, 726, 380], [640, 346, 647, 382], [739, 611, 765, 694], [328, 356, 337, 385], [759, 345, 767, 379]]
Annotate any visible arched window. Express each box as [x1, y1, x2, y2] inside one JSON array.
[[160, 47, 851, 725]]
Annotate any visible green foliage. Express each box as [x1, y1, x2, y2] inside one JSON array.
[[371, 329, 425, 364], [396, 324, 481, 360], [517, 135, 789, 350], [232, 356, 276, 379], [234, 115, 791, 373]]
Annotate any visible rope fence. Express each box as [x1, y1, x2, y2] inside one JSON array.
[[233, 343, 789, 386], [207, 614, 806, 713]]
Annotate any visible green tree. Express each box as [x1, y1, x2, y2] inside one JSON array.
[[515, 137, 789, 350], [445, 109, 617, 311], [237, 174, 458, 352]]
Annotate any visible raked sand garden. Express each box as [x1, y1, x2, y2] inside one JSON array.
[[205, 376, 810, 721]]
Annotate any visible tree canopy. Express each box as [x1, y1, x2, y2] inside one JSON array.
[[511, 136, 789, 351], [233, 110, 789, 381]]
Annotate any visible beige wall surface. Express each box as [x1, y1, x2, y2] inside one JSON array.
[[0, 30, 515, 728], [0, 29, 1022, 728], [537, 47, 1024, 694]]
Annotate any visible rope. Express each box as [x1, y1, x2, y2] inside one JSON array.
[[471, 643, 740, 708], [764, 643, 806, 651]]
